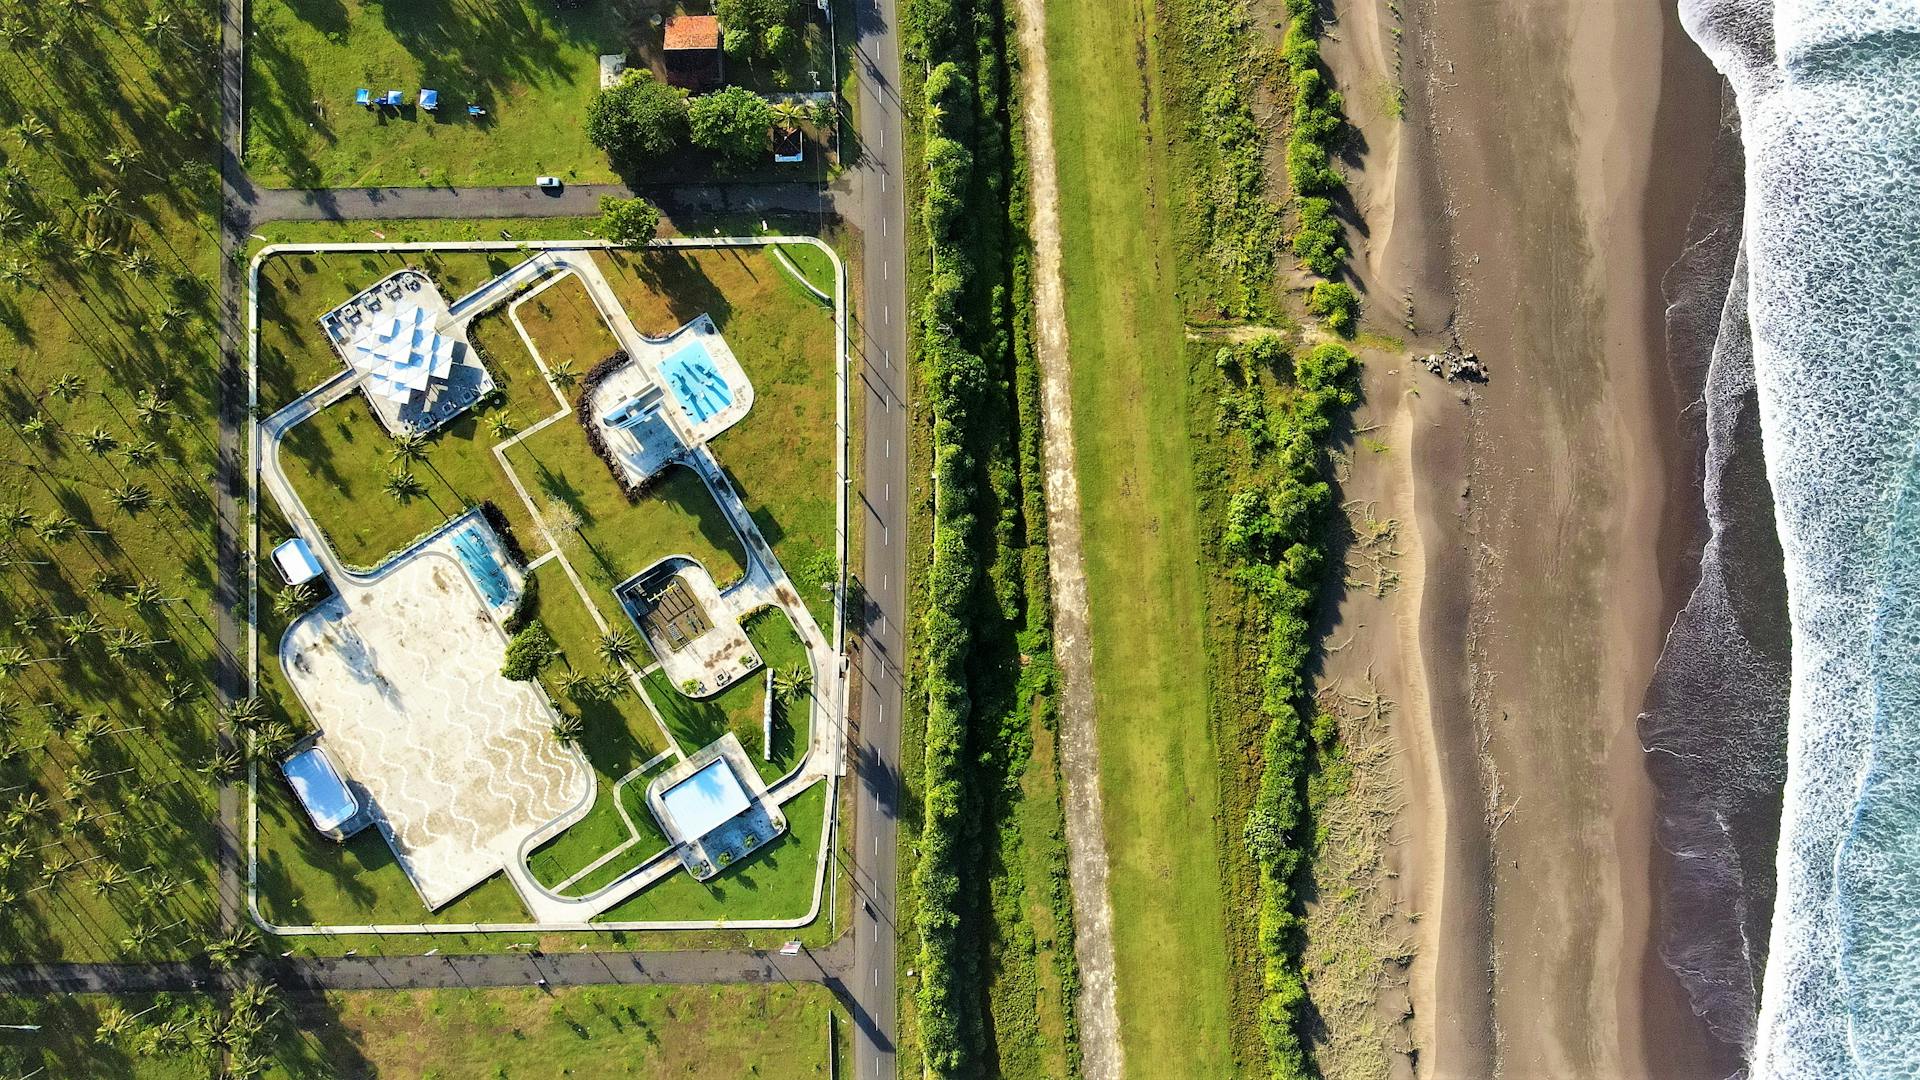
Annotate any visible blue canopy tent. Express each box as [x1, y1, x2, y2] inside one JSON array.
[[354, 87, 371, 107], [383, 89, 403, 107], [467, 104, 487, 117], [418, 88, 439, 111]]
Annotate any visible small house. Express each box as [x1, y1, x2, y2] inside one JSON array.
[[662, 15, 723, 91]]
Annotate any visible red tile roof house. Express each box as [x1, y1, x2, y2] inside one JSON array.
[[663, 15, 724, 91]]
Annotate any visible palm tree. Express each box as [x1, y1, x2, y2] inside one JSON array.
[[129, 580, 176, 611], [550, 713, 584, 744], [59, 612, 105, 647], [88, 863, 130, 898], [773, 664, 813, 705], [12, 116, 50, 150], [594, 671, 628, 700], [223, 696, 266, 731], [81, 426, 118, 454], [120, 248, 157, 278], [596, 629, 637, 666], [37, 513, 78, 543], [0, 206, 21, 238], [107, 482, 154, 515], [0, 503, 31, 535], [24, 220, 64, 260], [388, 429, 429, 464], [49, 373, 85, 402], [73, 238, 112, 271], [202, 926, 256, 969], [273, 583, 315, 617], [772, 100, 808, 131], [0, 258, 38, 292], [557, 668, 591, 699], [546, 360, 579, 391], [133, 390, 174, 428], [382, 468, 425, 502], [0, 645, 49, 679], [487, 413, 515, 439], [95, 1002, 139, 1044], [120, 439, 161, 468], [140, 11, 176, 47], [18, 412, 49, 439]]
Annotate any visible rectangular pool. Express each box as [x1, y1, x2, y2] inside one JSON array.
[[283, 746, 359, 833]]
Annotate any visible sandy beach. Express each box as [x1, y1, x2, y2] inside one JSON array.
[[1322, 0, 1738, 1074]]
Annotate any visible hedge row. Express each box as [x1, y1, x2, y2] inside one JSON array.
[[1280, 0, 1357, 331], [1218, 336, 1358, 1079]]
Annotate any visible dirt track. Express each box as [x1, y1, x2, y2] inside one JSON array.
[[1008, 0, 1125, 1076]]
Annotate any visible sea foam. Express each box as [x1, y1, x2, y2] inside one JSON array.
[[1678, 0, 1920, 1074]]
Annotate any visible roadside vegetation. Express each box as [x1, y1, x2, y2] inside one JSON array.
[[1042, 0, 1367, 1070], [893, 0, 1081, 1074], [0, 983, 848, 1078]]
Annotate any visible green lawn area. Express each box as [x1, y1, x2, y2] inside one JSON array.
[[642, 606, 813, 782], [246, 0, 628, 188], [505, 425, 748, 610], [596, 247, 840, 631], [515, 271, 621, 372], [1044, 0, 1240, 1070], [1, 984, 846, 1079], [594, 780, 828, 923], [256, 250, 528, 412], [254, 775, 535, 926]]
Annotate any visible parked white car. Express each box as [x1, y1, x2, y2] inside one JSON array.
[[535, 176, 562, 190]]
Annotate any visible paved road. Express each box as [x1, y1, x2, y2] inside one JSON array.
[[842, 0, 912, 1072], [239, 179, 838, 225], [0, 940, 850, 996]]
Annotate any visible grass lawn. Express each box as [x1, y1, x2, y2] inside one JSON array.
[[596, 247, 840, 631], [594, 779, 827, 923], [0, 985, 845, 1079], [246, 0, 628, 188], [515, 271, 621, 372], [1044, 0, 1241, 1070], [504, 427, 747, 610], [644, 606, 812, 781], [254, 774, 535, 926], [256, 250, 529, 412]]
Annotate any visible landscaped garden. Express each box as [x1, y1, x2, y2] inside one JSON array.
[[595, 779, 829, 924], [245, 0, 630, 188], [0, 983, 848, 1078], [596, 247, 840, 631]]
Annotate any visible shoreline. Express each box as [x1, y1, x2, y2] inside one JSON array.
[[1334, 0, 1735, 1073]]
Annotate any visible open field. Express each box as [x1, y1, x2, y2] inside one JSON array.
[[0, 0, 231, 965], [0, 984, 846, 1078], [246, 0, 628, 188], [1040, 0, 1242, 1069], [596, 247, 840, 631], [516, 272, 621, 372]]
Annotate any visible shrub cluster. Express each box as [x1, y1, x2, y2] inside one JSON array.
[[501, 621, 559, 681], [1216, 336, 1358, 1079], [587, 73, 779, 174], [1279, 0, 1357, 331]]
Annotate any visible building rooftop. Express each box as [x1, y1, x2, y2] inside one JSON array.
[[659, 758, 752, 841], [664, 14, 721, 50]]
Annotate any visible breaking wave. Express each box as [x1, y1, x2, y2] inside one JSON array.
[[1678, 0, 1920, 1074]]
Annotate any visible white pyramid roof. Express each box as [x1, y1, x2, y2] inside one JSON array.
[[350, 304, 458, 407]]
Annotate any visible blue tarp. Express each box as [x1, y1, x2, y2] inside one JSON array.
[[419, 89, 439, 110]]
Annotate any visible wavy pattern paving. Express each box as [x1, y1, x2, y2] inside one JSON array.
[[282, 551, 591, 910]]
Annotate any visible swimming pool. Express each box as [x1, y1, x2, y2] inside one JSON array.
[[660, 341, 733, 424], [453, 526, 513, 608], [283, 746, 359, 833]]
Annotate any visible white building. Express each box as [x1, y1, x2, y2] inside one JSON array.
[[351, 303, 460, 410]]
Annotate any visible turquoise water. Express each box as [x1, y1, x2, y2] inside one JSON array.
[[453, 526, 512, 608], [661, 341, 732, 424], [1683, 0, 1920, 1072]]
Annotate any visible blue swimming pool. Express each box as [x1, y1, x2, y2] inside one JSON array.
[[453, 527, 513, 608], [660, 341, 733, 424]]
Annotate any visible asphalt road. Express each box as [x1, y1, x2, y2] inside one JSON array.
[[841, 0, 913, 1074], [0, 940, 851, 996]]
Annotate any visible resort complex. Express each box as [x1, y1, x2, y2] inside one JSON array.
[[254, 241, 845, 927]]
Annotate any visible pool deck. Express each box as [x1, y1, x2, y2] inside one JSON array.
[[251, 240, 850, 932]]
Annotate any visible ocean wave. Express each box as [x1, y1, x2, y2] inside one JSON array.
[[1678, 0, 1920, 1075]]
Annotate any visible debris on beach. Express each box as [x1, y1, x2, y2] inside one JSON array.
[[1416, 347, 1486, 382]]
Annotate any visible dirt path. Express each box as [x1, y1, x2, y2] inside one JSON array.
[[1009, 2, 1125, 1077]]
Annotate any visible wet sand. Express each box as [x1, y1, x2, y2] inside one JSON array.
[[1328, 0, 1738, 1073]]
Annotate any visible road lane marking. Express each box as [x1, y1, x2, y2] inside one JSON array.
[[885, 439, 891, 459], [883, 262, 889, 281]]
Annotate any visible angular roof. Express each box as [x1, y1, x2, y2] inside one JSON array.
[[349, 303, 458, 407], [664, 14, 721, 50]]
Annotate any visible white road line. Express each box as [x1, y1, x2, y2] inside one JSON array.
[[882, 173, 887, 192], [885, 438, 891, 459], [883, 525, 890, 546], [883, 304, 890, 324], [882, 218, 887, 237], [883, 262, 889, 281], [883, 348, 892, 369]]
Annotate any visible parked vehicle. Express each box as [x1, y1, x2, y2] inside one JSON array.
[[536, 176, 562, 190]]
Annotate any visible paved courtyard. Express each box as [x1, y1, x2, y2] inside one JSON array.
[[280, 544, 592, 910]]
